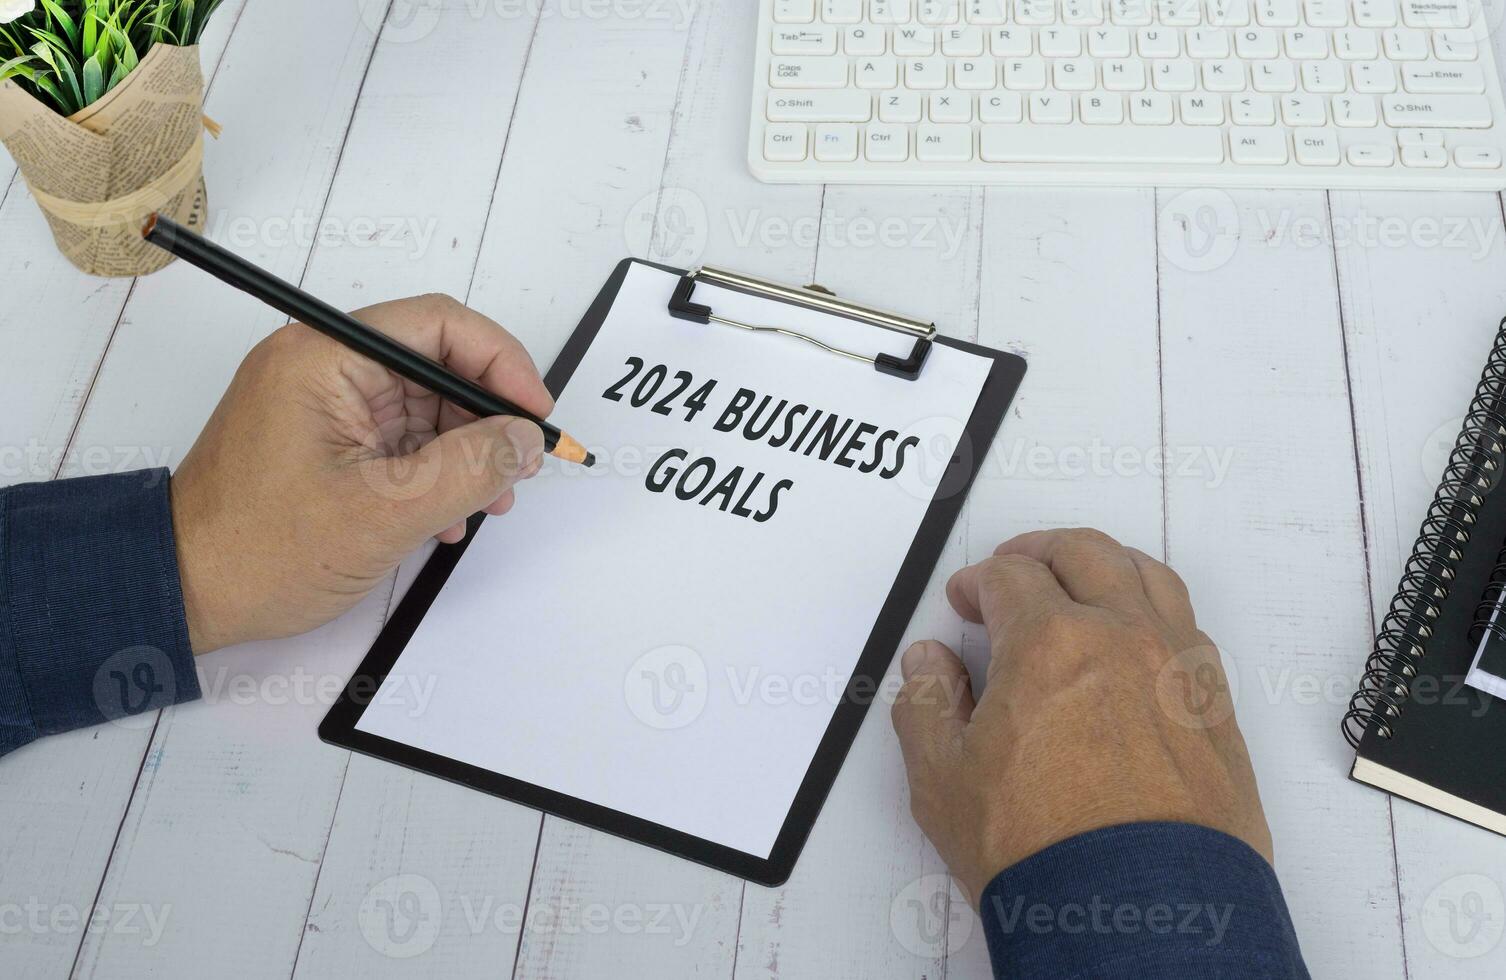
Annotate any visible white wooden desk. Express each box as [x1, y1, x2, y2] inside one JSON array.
[[3, 1, 1505, 976]]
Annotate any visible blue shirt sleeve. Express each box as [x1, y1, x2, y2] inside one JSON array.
[[979, 821, 1310, 979], [0, 470, 201, 757]]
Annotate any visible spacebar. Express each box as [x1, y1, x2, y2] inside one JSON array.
[[981, 125, 1226, 164]]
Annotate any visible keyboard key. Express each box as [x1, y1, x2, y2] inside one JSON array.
[[955, 57, 1000, 88], [1230, 126, 1290, 162], [1018, 0, 1059, 24], [765, 123, 809, 161], [1130, 92, 1177, 122], [1089, 26, 1134, 57], [1030, 92, 1077, 122], [1152, 59, 1198, 91], [980, 91, 1027, 121], [1204, 59, 1248, 91], [1182, 91, 1227, 123], [1207, 0, 1252, 26], [845, 26, 888, 55], [1384, 28, 1430, 59], [907, 57, 951, 88], [1139, 27, 1181, 57], [1081, 91, 1127, 122], [1400, 142, 1449, 165], [773, 27, 839, 55], [930, 89, 975, 121], [920, 0, 964, 23], [942, 25, 987, 55], [1456, 145, 1503, 168], [1251, 60, 1297, 92], [1302, 60, 1347, 93], [1306, 0, 1351, 26], [1352, 0, 1399, 26], [1232, 92, 1278, 123], [1334, 28, 1381, 59], [1285, 28, 1328, 59], [1332, 93, 1380, 125], [1055, 58, 1099, 90], [768, 90, 873, 121], [1102, 58, 1148, 90], [1433, 29, 1479, 61], [1352, 61, 1398, 93], [1005, 59, 1050, 89], [967, 0, 1012, 21], [1064, 0, 1109, 23], [1281, 92, 1327, 124], [1347, 142, 1397, 164], [1402, 0, 1470, 27], [880, 90, 926, 121], [872, 0, 915, 23], [1235, 28, 1280, 58], [774, 0, 817, 23], [1403, 60, 1486, 92], [1293, 126, 1341, 163], [822, 0, 865, 23], [980, 122, 1225, 159], [916, 123, 975, 159], [1382, 93, 1492, 127], [865, 124, 912, 160], [1396, 127, 1444, 143], [1186, 27, 1232, 57], [992, 27, 1034, 56], [895, 27, 938, 55], [771, 58, 849, 87], [814, 123, 861, 160], [856, 56, 900, 87], [1159, 0, 1203, 25], [1256, 0, 1300, 26], [1041, 27, 1085, 56]]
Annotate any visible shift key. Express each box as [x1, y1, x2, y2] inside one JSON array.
[[768, 91, 872, 122], [1382, 94, 1492, 128]]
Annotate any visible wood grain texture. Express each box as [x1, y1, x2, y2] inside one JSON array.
[[1333, 186, 1506, 978], [3, 0, 1505, 975], [1156, 188, 1404, 977]]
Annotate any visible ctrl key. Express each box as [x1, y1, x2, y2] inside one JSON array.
[[765, 123, 808, 162]]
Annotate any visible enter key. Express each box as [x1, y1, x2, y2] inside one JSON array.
[[1401, 61, 1486, 93]]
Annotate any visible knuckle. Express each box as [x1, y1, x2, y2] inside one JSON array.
[[1033, 608, 1096, 651]]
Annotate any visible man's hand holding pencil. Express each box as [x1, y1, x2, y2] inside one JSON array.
[[170, 293, 553, 655]]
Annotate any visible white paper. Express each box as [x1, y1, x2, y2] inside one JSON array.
[[1467, 597, 1506, 702], [356, 263, 993, 858]]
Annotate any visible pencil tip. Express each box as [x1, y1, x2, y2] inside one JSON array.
[[583, 452, 597, 468], [141, 213, 158, 240]]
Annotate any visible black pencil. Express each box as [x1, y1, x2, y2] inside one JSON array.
[[141, 213, 595, 468]]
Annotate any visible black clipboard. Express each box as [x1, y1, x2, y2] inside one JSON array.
[[320, 258, 1027, 886]]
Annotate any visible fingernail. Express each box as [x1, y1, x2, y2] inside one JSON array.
[[901, 642, 933, 679]]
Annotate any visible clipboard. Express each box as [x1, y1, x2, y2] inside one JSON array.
[[320, 258, 1027, 886]]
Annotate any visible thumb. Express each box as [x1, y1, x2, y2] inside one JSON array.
[[891, 640, 975, 775], [379, 416, 544, 540]]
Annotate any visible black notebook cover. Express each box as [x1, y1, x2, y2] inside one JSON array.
[[1344, 320, 1506, 834]]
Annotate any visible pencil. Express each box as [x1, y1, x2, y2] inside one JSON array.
[[142, 213, 594, 468]]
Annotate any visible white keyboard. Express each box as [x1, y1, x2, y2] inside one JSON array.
[[748, 0, 1506, 188]]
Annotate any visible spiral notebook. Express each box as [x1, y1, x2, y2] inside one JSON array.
[[1343, 320, 1506, 836]]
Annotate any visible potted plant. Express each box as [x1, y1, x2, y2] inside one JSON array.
[[0, 1, 226, 276]]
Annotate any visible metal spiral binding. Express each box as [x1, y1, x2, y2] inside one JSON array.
[[1469, 538, 1506, 645], [1342, 324, 1506, 748]]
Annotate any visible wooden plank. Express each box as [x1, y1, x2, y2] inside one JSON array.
[[441, 6, 754, 977], [0, 6, 254, 979], [1156, 188, 1404, 977], [24, 1, 392, 976], [943, 187, 1164, 978], [0, 0, 248, 483], [284, 5, 553, 978], [1332, 186, 1506, 978], [728, 185, 985, 980]]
